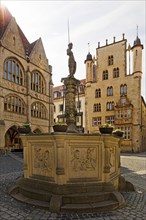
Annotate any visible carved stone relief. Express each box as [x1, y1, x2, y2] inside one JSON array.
[[33, 146, 53, 177], [70, 147, 97, 172]]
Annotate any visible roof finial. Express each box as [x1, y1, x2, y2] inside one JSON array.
[[67, 19, 70, 44], [88, 42, 90, 53], [137, 25, 138, 37]]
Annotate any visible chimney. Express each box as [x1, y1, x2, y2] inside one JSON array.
[[113, 36, 116, 43], [122, 33, 125, 40]]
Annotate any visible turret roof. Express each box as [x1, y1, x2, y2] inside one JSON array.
[[84, 52, 93, 63], [132, 33, 143, 49]]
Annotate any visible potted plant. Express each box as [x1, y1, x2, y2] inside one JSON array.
[[53, 122, 67, 132], [18, 122, 31, 134], [112, 129, 124, 137], [99, 124, 114, 134]]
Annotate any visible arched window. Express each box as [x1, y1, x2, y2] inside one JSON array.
[[31, 102, 47, 119], [113, 67, 119, 78], [107, 86, 113, 96], [93, 103, 101, 112], [108, 55, 113, 65], [103, 70, 108, 80], [4, 95, 26, 114], [95, 88, 101, 98], [31, 71, 45, 94], [3, 58, 24, 85], [120, 84, 127, 95], [106, 101, 114, 111]]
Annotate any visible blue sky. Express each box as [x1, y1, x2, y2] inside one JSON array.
[[2, 0, 146, 99]]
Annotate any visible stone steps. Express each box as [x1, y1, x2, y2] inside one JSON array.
[[62, 192, 110, 204], [61, 200, 119, 213], [19, 186, 52, 202], [12, 192, 50, 209], [61, 192, 119, 212]]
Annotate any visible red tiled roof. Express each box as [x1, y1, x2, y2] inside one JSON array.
[[53, 85, 63, 92]]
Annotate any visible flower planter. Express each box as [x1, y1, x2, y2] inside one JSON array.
[[18, 127, 31, 134], [53, 125, 67, 132], [112, 131, 124, 137], [99, 127, 113, 134]]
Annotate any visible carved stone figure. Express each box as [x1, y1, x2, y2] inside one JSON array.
[[67, 43, 76, 76]]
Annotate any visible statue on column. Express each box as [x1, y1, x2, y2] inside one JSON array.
[[67, 43, 76, 77]]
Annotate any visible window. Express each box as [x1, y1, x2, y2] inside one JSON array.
[[107, 87, 113, 96], [117, 109, 131, 118], [108, 55, 113, 65], [76, 100, 81, 109], [31, 102, 47, 119], [3, 58, 24, 85], [93, 103, 101, 112], [4, 95, 26, 114], [120, 84, 127, 95], [93, 64, 97, 81], [118, 126, 131, 139], [105, 116, 115, 125], [106, 102, 114, 111], [54, 106, 56, 112], [95, 88, 101, 98], [113, 68, 119, 78], [31, 71, 45, 94], [92, 117, 97, 126], [59, 104, 63, 112], [103, 70, 108, 80], [79, 85, 84, 93], [92, 117, 101, 126]]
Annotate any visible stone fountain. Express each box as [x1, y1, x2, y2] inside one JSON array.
[[9, 42, 126, 213]]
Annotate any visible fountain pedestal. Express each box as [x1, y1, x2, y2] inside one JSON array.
[[10, 133, 125, 213]]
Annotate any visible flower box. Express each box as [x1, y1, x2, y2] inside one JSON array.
[[18, 127, 31, 134], [112, 130, 124, 137], [53, 125, 67, 132], [99, 127, 113, 134]]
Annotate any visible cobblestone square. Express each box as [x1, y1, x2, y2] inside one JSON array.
[[0, 152, 146, 220]]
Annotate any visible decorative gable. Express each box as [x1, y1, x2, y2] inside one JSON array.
[[115, 95, 133, 108], [29, 38, 49, 71], [1, 17, 26, 58]]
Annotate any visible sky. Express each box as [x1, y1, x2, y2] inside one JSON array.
[[2, 0, 146, 99]]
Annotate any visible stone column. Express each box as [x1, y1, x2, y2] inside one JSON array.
[[0, 88, 5, 149], [62, 76, 80, 133], [26, 66, 31, 124]]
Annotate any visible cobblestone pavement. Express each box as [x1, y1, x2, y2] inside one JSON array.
[[0, 151, 146, 220]]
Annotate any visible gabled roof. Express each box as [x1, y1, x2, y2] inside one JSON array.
[[0, 4, 12, 38], [0, 4, 38, 56]]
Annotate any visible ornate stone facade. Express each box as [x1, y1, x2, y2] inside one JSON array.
[[85, 34, 146, 152], [0, 5, 53, 150]]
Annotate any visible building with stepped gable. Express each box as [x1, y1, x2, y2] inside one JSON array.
[[0, 5, 53, 151], [85, 34, 146, 152]]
